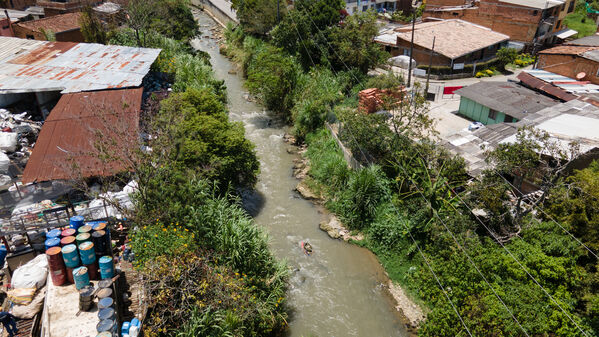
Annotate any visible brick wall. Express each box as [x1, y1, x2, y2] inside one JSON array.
[[3, 0, 36, 10], [423, 0, 547, 43], [0, 18, 13, 36], [538, 53, 599, 85], [12, 24, 45, 39], [12, 24, 84, 42]]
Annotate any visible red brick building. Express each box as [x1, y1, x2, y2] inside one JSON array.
[[12, 12, 84, 42], [36, 0, 99, 16], [537, 45, 599, 85], [423, 0, 576, 46]]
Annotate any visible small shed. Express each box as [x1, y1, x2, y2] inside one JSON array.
[[455, 81, 560, 125]]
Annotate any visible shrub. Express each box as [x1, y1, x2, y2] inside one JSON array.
[[246, 44, 300, 116], [292, 68, 343, 140], [305, 129, 351, 193], [331, 165, 391, 230]]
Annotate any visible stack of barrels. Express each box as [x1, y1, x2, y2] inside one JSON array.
[[96, 279, 117, 335], [45, 216, 116, 287]]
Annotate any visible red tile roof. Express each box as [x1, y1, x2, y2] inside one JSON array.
[[22, 88, 143, 183], [16, 12, 82, 34]]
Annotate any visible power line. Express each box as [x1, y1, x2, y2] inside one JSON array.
[[284, 6, 474, 335]]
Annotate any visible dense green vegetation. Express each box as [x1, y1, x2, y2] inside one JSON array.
[[227, 1, 599, 335], [101, 2, 287, 336], [564, 0, 598, 38]]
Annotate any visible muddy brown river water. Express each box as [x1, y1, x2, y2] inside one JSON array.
[[192, 11, 410, 337]]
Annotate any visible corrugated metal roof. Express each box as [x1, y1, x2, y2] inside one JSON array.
[[21, 88, 143, 183], [499, 0, 563, 9], [522, 69, 599, 95], [517, 71, 579, 102], [0, 37, 160, 94], [455, 81, 560, 119]]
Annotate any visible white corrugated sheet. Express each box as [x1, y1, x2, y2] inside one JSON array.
[[0, 37, 161, 94]]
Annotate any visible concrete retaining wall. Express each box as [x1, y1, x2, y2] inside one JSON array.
[[192, 0, 238, 26]]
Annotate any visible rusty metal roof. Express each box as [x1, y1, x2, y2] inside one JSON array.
[[0, 36, 160, 94], [21, 88, 143, 183]]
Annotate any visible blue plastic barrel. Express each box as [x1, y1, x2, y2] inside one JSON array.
[[62, 244, 80, 268], [44, 237, 61, 250], [96, 319, 116, 334], [98, 307, 115, 321], [73, 266, 90, 290], [79, 241, 96, 265], [131, 318, 140, 328], [46, 228, 61, 240], [98, 256, 114, 279], [122, 321, 131, 335], [98, 297, 114, 310], [0, 245, 7, 268], [69, 215, 85, 231]]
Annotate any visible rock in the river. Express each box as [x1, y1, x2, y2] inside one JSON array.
[[228, 69, 237, 75], [320, 217, 342, 239], [295, 181, 318, 200], [319, 214, 364, 242]]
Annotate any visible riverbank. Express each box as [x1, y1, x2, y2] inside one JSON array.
[[286, 134, 426, 330], [195, 11, 412, 336]]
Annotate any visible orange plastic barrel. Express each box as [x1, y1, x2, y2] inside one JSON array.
[[46, 247, 67, 286], [61, 236, 76, 246]]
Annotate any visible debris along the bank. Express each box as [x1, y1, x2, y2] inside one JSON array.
[[0, 108, 41, 183], [0, 214, 145, 337]]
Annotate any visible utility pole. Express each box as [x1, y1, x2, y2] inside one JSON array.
[[425, 36, 435, 95], [407, 8, 416, 88]]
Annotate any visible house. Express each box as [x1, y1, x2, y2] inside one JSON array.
[[537, 45, 599, 85], [12, 12, 83, 41], [36, 0, 97, 17], [454, 81, 559, 125], [344, 0, 410, 14], [517, 69, 599, 103], [444, 99, 599, 178], [375, 19, 509, 69], [423, 0, 577, 47]]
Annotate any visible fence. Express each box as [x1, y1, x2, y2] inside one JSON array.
[[325, 122, 363, 171]]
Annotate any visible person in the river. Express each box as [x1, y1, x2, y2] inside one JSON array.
[[302, 241, 313, 255]]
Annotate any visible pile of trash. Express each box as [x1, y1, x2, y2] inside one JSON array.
[[0, 109, 42, 186]]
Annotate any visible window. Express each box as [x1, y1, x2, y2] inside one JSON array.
[[596, 66, 599, 77], [556, 20, 562, 30], [568, 0, 575, 12], [532, 10, 538, 16], [26, 34, 34, 39], [363, 5, 368, 11], [488, 109, 498, 120], [504, 115, 514, 123]]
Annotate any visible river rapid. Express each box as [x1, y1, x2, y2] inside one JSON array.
[[192, 11, 410, 337]]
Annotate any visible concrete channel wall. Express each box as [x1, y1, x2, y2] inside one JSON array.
[[191, 0, 239, 26]]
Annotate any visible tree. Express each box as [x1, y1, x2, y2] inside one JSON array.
[[150, 0, 198, 40], [245, 44, 299, 116], [127, 0, 155, 46], [496, 47, 518, 70], [158, 88, 260, 189], [328, 10, 389, 73], [475, 126, 580, 239], [231, 0, 285, 36], [271, 0, 345, 70], [80, 6, 107, 44]]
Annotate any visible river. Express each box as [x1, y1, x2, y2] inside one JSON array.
[[192, 11, 410, 337]]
